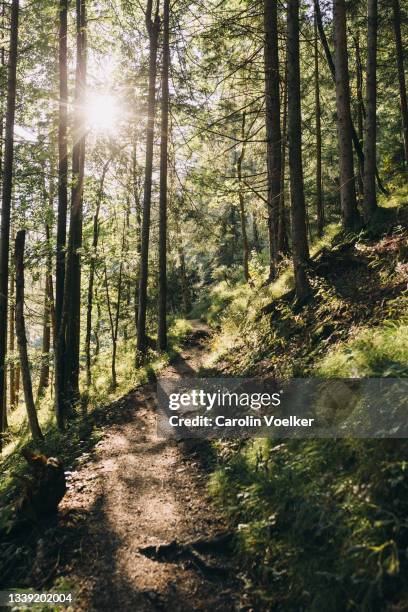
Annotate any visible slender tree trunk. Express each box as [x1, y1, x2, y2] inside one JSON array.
[[264, 0, 281, 278], [237, 113, 250, 282], [54, 0, 69, 429], [173, 212, 190, 314], [104, 250, 124, 389], [333, 0, 360, 230], [15, 363, 19, 406], [252, 213, 260, 252], [85, 163, 108, 386], [278, 61, 289, 255], [314, 12, 324, 237], [354, 33, 365, 197], [363, 0, 378, 221], [158, 0, 169, 351], [136, 0, 160, 361], [9, 263, 16, 410], [37, 224, 54, 402], [36, 262, 52, 402], [314, 0, 387, 197], [104, 266, 115, 383], [133, 137, 142, 331], [287, 0, 311, 302], [14, 231, 43, 441], [0, 2, 5, 190], [94, 298, 101, 358], [392, 0, 408, 177], [0, 0, 19, 450], [64, 0, 87, 405], [112, 232, 125, 387]]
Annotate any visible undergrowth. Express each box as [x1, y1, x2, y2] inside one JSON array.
[[0, 317, 192, 512], [200, 191, 408, 610]]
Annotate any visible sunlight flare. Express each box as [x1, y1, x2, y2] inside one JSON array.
[[85, 92, 120, 132]]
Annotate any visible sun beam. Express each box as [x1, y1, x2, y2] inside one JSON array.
[[86, 93, 120, 132]]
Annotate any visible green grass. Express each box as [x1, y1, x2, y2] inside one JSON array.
[[316, 320, 408, 378], [210, 437, 408, 610], [202, 212, 408, 609]]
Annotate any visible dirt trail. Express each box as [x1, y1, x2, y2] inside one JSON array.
[[54, 321, 243, 611]]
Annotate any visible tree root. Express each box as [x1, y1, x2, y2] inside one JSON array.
[[138, 531, 234, 577]]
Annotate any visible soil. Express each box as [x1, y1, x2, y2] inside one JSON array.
[[42, 321, 247, 611]]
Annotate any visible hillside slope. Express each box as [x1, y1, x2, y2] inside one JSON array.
[[197, 202, 408, 611]]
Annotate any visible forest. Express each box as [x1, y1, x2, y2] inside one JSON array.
[[1, 0, 408, 609]]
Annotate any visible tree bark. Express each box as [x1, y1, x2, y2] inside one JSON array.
[[112, 230, 125, 387], [363, 0, 378, 221], [54, 0, 69, 429], [252, 213, 260, 252], [36, 264, 52, 401], [85, 162, 108, 386], [354, 33, 365, 197], [333, 0, 360, 230], [14, 231, 43, 441], [64, 0, 87, 406], [37, 225, 54, 402], [314, 12, 324, 237], [237, 112, 250, 282], [278, 60, 289, 255], [0, 0, 19, 450], [287, 0, 311, 301], [136, 0, 160, 361], [132, 137, 142, 331], [392, 0, 408, 177], [158, 0, 169, 351], [264, 0, 281, 278], [313, 0, 387, 197], [104, 238, 124, 389], [9, 262, 16, 410]]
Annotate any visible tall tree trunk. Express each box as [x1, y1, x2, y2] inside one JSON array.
[[264, 0, 281, 279], [15, 363, 19, 406], [354, 33, 365, 197], [363, 0, 378, 221], [133, 137, 142, 331], [9, 262, 16, 410], [392, 0, 408, 177], [0, 2, 5, 190], [287, 0, 311, 302], [112, 228, 125, 387], [252, 213, 260, 252], [37, 225, 53, 402], [313, 0, 387, 197], [333, 0, 360, 230], [94, 298, 101, 358], [14, 231, 43, 441], [0, 0, 19, 449], [64, 0, 87, 405], [136, 0, 160, 361], [237, 112, 250, 282], [104, 241, 124, 390], [37, 271, 51, 402], [158, 0, 169, 351], [278, 60, 289, 255], [314, 12, 324, 237], [173, 212, 190, 314], [85, 162, 108, 386], [55, 0, 69, 429]]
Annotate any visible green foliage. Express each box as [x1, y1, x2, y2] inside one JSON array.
[[316, 322, 408, 378], [203, 213, 408, 610], [0, 317, 192, 513], [210, 438, 408, 610]]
